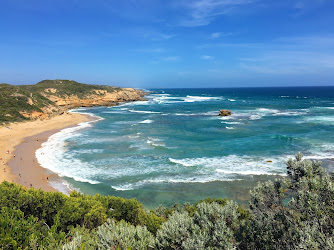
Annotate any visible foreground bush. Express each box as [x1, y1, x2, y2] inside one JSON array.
[[241, 153, 334, 249], [156, 201, 239, 249], [0, 153, 333, 249], [96, 219, 155, 249]]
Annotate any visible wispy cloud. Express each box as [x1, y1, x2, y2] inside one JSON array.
[[178, 0, 256, 27], [210, 32, 238, 39], [133, 28, 175, 41], [240, 52, 334, 74], [163, 56, 180, 61], [151, 56, 180, 64], [291, 0, 331, 16], [201, 55, 214, 60], [238, 35, 334, 74], [211, 32, 222, 39], [134, 48, 165, 53]]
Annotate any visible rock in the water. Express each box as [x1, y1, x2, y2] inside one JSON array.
[[218, 110, 232, 116]]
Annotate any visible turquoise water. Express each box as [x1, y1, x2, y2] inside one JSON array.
[[36, 87, 334, 208]]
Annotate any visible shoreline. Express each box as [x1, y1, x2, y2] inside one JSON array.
[[0, 112, 93, 192]]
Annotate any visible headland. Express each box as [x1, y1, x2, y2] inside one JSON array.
[[0, 79, 146, 191]]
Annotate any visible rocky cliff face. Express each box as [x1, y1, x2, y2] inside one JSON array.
[[16, 80, 146, 121], [0, 80, 148, 123], [44, 87, 146, 108]]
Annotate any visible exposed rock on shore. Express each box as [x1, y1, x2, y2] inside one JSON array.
[[218, 110, 232, 116]]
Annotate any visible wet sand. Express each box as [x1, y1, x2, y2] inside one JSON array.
[[9, 130, 66, 191], [0, 112, 91, 191]]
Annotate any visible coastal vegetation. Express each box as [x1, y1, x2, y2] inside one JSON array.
[[0, 80, 143, 124], [1, 153, 333, 249]]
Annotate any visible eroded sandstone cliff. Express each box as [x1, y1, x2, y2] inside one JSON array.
[[0, 80, 146, 123]]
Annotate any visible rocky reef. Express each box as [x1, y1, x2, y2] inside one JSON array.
[[218, 109, 232, 116]]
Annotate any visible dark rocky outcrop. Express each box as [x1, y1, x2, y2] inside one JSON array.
[[218, 110, 232, 116]]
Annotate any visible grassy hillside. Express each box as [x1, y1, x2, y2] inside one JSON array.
[[0, 83, 52, 123], [0, 80, 126, 124], [23, 79, 122, 98]]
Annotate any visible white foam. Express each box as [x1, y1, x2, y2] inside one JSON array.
[[175, 113, 197, 116], [184, 95, 223, 102], [228, 99, 236, 102], [257, 108, 280, 113], [169, 155, 288, 176], [146, 140, 166, 148], [35, 120, 102, 185], [109, 147, 334, 191], [69, 109, 104, 121], [221, 121, 242, 124], [49, 179, 77, 195], [128, 110, 161, 114], [72, 149, 104, 154], [226, 126, 235, 129], [250, 115, 262, 120], [169, 158, 194, 167], [216, 169, 272, 175], [119, 100, 150, 106], [150, 94, 223, 105], [303, 116, 334, 124], [272, 111, 305, 116], [201, 111, 219, 116], [139, 119, 153, 124], [102, 110, 127, 114], [256, 108, 307, 117], [218, 116, 235, 120]]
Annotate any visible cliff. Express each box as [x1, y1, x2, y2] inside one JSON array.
[[0, 80, 146, 123]]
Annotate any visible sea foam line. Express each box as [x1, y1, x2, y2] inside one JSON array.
[[36, 112, 102, 187]]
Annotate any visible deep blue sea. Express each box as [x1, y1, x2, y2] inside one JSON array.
[[36, 87, 334, 208]]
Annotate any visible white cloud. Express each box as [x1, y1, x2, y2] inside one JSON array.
[[179, 0, 255, 27], [210, 32, 238, 39], [211, 32, 222, 39]]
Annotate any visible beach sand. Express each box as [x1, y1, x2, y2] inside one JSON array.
[[0, 112, 91, 191]]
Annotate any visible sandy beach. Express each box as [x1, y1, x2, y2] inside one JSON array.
[[0, 112, 91, 191]]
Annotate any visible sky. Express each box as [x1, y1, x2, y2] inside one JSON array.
[[1, 0, 334, 88]]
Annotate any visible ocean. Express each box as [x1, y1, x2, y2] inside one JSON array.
[[36, 87, 334, 208]]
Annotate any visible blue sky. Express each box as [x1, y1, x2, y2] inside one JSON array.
[[1, 0, 334, 88]]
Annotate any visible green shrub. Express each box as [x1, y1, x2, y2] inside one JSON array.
[[241, 153, 334, 249], [96, 219, 155, 249], [156, 202, 238, 249]]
